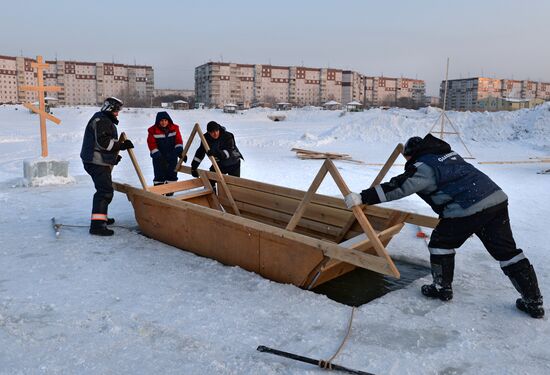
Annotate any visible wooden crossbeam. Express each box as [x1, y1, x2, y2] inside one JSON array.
[[20, 85, 62, 92], [22, 103, 61, 124], [335, 143, 404, 243]]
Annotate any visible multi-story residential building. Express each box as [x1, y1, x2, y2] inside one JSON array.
[[153, 88, 194, 98], [195, 62, 425, 108], [440, 77, 550, 111], [0, 54, 154, 106]]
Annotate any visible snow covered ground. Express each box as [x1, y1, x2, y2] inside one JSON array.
[[0, 104, 549, 374]]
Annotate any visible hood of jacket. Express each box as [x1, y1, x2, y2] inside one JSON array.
[[155, 111, 173, 126], [405, 134, 453, 167]]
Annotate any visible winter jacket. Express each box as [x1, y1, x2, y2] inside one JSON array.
[[80, 111, 121, 166], [191, 126, 243, 171], [147, 112, 184, 159], [360, 134, 507, 218]]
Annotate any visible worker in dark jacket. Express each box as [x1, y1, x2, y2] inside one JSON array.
[[190, 121, 243, 187], [147, 111, 185, 188], [344, 134, 544, 318], [80, 97, 134, 236]]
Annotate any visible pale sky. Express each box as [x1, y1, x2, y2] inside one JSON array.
[[2, 0, 549, 95]]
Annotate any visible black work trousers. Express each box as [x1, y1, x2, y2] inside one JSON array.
[[83, 163, 114, 218], [428, 201, 523, 263], [208, 162, 241, 190]]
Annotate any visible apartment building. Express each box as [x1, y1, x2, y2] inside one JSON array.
[[0, 54, 154, 106], [440, 77, 550, 111], [195, 62, 425, 108], [364, 76, 425, 107]]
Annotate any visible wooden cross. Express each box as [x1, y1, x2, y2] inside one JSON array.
[[20, 55, 62, 157]]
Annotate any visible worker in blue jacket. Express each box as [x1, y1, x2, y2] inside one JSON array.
[[345, 134, 544, 318]]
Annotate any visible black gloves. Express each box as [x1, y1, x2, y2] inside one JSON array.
[[152, 152, 163, 160], [206, 149, 219, 158], [115, 155, 122, 165], [119, 139, 134, 150], [191, 169, 199, 178], [175, 149, 187, 163]]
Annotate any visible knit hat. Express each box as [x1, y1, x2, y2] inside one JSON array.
[[403, 136, 423, 157], [207, 121, 221, 132]]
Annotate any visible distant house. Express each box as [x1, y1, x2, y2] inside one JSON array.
[[478, 97, 544, 111], [276, 102, 292, 111], [223, 103, 238, 113], [323, 100, 341, 110], [345, 101, 363, 112], [172, 100, 189, 110]]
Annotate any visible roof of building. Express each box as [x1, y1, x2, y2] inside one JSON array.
[[323, 100, 340, 106], [173, 100, 188, 104], [347, 101, 362, 106]]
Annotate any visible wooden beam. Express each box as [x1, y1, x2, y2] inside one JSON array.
[[286, 163, 328, 231], [20, 86, 61, 92], [177, 124, 241, 216], [335, 143, 404, 242], [478, 160, 550, 165], [22, 103, 61, 124], [325, 159, 400, 278], [119, 132, 148, 190], [174, 123, 198, 172], [147, 178, 204, 194]]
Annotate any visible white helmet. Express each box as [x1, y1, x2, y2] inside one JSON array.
[[101, 97, 123, 112]]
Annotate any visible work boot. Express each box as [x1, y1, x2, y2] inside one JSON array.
[[421, 284, 453, 301], [504, 258, 544, 319], [421, 253, 455, 301], [106, 218, 115, 225], [89, 220, 114, 236]]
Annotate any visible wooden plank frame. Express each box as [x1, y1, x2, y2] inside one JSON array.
[[174, 123, 240, 216], [284, 158, 400, 278], [335, 143, 404, 243]]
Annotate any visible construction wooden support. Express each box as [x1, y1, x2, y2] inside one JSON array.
[[286, 163, 328, 231], [176, 123, 240, 216], [335, 143, 404, 243], [119, 132, 148, 190], [177, 165, 439, 229], [174, 123, 199, 172]]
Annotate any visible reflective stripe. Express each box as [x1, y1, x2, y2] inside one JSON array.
[[167, 132, 176, 137], [223, 150, 230, 158], [106, 139, 115, 151], [175, 144, 183, 149], [375, 185, 387, 203], [153, 134, 165, 138], [193, 156, 202, 163], [91, 214, 108, 221], [429, 247, 456, 255], [151, 148, 159, 154], [500, 253, 525, 268]]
